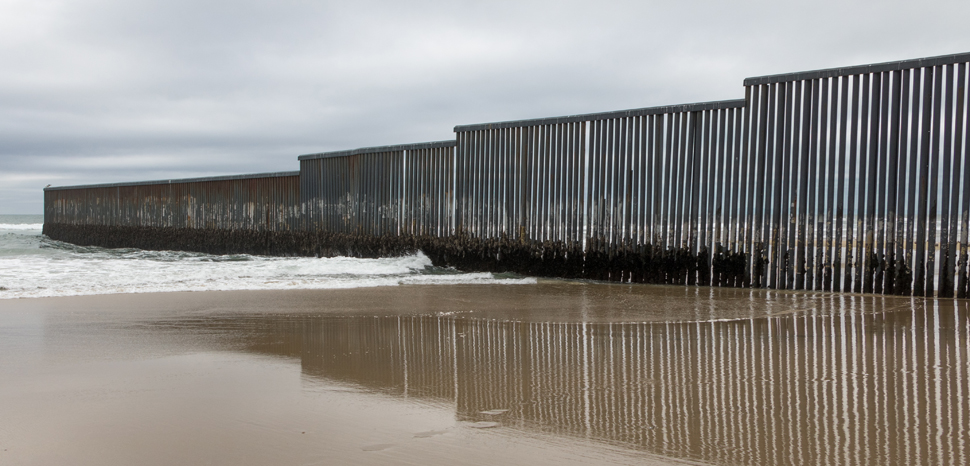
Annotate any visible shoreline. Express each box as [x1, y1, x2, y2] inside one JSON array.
[[2, 280, 931, 323]]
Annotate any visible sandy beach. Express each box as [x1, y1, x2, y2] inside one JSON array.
[[1, 282, 967, 465], [0, 283, 714, 466]]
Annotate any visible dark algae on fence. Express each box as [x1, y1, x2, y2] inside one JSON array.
[[45, 52, 970, 297]]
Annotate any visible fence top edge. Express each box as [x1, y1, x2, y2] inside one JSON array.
[[452, 99, 745, 132], [298, 140, 457, 161], [44, 171, 301, 191], [744, 51, 970, 86]]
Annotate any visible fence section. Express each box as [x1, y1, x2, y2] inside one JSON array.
[[299, 147, 402, 236], [44, 172, 301, 231], [403, 143, 455, 237], [299, 141, 454, 238], [454, 100, 747, 283], [744, 52, 970, 297]]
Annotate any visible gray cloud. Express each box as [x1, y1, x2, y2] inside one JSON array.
[[2, 0, 969, 213]]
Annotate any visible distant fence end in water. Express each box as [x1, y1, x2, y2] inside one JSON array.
[[44, 52, 970, 298]]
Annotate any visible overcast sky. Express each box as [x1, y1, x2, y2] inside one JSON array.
[[2, 0, 968, 214]]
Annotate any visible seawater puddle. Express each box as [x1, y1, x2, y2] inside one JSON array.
[[0, 215, 534, 299]]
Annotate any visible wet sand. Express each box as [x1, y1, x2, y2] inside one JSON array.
[[1, 282, 968, 465]]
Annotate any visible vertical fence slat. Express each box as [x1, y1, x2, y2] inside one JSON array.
[[937, 65, 959, 297], [915, 67, 934, 296], [955, 63, 969, 298], [887, 70, 905, 293]]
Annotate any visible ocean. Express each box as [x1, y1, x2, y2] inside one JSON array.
[[0, 214, 533, 300]]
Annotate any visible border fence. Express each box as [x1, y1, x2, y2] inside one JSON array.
[[44, 52, 970, 297], [44, 171, 300, 230], [43, 171, 302, 254], [453, 99, 749, 284], [298, 141, 455, 238], [744, 54, 970, 297]]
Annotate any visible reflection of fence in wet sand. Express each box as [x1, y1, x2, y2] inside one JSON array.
[[455, 310, 970, 466], [44, 52, 970, 297], [300, 316, 458, 401], [233, 303, 970, 466]]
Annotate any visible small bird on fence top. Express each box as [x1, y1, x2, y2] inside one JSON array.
[[45, 184, 51, 188]]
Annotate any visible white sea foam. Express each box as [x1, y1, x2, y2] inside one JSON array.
[[0, 226, 535, 299], [0, 223, 43, 231]]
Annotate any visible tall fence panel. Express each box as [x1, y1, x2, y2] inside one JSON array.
[[454, 100, 746, 282], [455, 121, 583, 242], [299, 141, 454, 238], [44, 172, 301, 231], [403, 143, 455, 237], [580, 102, 747, 286], [744, 52, 970, 297], [300, 148, 397, 235]]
